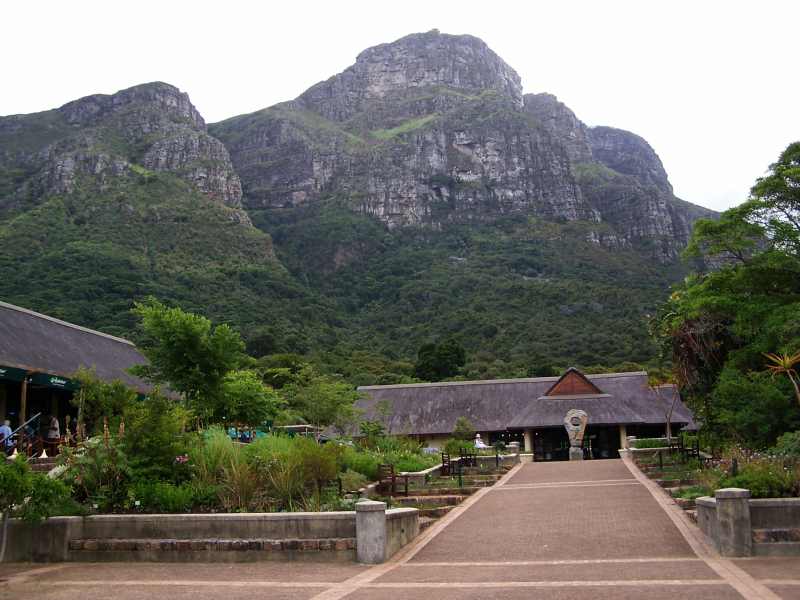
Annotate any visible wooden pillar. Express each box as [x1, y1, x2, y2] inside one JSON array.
[[619, 424, 628, 449], [19, 377, 28, 428]]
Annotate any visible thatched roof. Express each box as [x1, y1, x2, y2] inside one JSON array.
[[356, 370, 695, 435], [0, 301, 151, 392]]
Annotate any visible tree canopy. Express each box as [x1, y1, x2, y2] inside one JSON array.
[[653, 141, 800, 448]]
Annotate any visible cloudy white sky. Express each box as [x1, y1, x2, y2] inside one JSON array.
[[3, 0, 798, 212]]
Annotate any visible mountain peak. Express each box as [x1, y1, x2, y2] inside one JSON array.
[[58, 81, 205, 130], [298, 30, 522, 121]]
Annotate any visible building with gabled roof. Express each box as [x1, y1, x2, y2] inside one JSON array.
[[356, 367, 695, 460], [0, 300, 151, 429]]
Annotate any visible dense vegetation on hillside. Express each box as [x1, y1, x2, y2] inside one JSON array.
[[253, 202, 684, 382], [0, 171, 336, 343]]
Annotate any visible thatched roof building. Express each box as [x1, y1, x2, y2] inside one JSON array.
[[0, 301, 149, 391], [356, 368, 695, 458]]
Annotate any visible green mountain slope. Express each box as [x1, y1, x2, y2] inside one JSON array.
[[0, 33, 718, 380], [0, 83, 337, 347]]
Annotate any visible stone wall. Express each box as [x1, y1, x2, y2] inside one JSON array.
[[6, 506, 421, 564], [7, 511, 357, 563], [385, 508, 420, 559], [697, 491, 800, 557]]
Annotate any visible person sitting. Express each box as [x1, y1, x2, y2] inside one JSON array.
[[474, 433, 489, 449]]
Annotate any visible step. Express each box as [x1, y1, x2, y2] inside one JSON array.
[[752, 528, 800, 544], [656, 478, 698, 488], [406, 487, 481, 496], [417, 506, 456, 519], [673, 497, 696, 510], [69, 537, 356, 559], [419, 517, 436, 532], [394, 495, 466, 507], [752, 542, 800, 557]]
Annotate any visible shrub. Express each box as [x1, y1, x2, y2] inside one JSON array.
[[676, 485, 711, 500], [631, 438, 668, 449], [341, 446, 380, 480], [0, 456, 76, 523], [219, 452, 262, 511], [123, 393, 193, 482], [190, 428, 237, 487], [453, 417, 475, 441], [340, 469, 368, 493], [444, 438, 474, 456], [131, 481, 196, 513], [246, 434, 343, 511], [772, 430, 800, 458], [721, 460, 795, 498], [392, 455, 432, 473], [60, 437, 132, 512]]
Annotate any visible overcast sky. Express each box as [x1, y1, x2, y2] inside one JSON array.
[[3, 0, 798, 212]]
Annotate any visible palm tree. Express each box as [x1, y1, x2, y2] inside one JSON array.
[[764, 351, 800, 407]]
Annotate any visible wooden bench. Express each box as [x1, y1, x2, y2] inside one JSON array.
[[440, 452, 451, 476], [376, 464, 409, 496]]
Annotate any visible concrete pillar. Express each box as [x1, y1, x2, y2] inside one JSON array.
[[715, 488, 752, 557], [619, 425, 628, 449], [523, 429, 533, 453], [356, 499, 387, 564]]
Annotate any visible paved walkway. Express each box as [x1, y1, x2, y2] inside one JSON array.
[[3, 459, 800, 599]]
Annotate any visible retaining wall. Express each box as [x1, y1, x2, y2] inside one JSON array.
[[697, 491, 800, 556], [6, 505, 418, 564]]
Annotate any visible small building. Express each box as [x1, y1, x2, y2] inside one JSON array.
[[0, 301, 151, 429], [355, 368, 695, 460]]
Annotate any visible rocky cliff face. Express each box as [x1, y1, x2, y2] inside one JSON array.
[[212, 30, 714, 260], [0, 82, 246, 216]]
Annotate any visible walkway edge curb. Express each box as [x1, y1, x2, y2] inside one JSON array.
[[309, 462, 525, 600], [621, 455, 780, 600]]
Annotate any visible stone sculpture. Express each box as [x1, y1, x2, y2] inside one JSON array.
[[563, 409, 589, 461]]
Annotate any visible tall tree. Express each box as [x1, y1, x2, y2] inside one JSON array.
[[653, 141, 800, 448], [415, 339, 466, 381], [131, 298, 278, 425]]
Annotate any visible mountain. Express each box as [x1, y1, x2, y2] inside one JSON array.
[[211, 30, 714, 262], [0, 82, 335, 344], [0, 32, 717, 379]]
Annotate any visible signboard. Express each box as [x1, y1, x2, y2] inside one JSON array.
[[0, 366, 27, 382], [29, 372, 80, 391]]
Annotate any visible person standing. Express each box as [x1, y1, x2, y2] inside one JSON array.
[[47, 414, 60, 455], [0, 419, 13, 456]]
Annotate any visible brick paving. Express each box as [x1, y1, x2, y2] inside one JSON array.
[[3, 459, 800, 599]]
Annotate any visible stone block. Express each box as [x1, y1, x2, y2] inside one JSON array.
[[283, 539, 300, 551], [715, 488, 752, 557], [356, 499, 387, 564], [334, 538, 349, 551]]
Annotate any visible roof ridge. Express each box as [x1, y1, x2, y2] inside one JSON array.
[[0, 300, 136, 346], [358, 371, 648, 391]]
